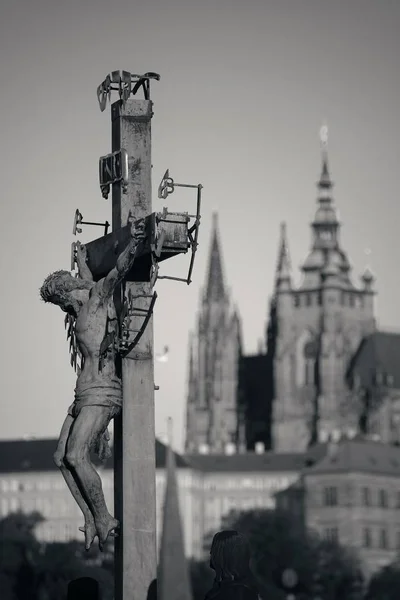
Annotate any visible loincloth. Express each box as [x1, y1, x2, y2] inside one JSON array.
[[68, 381, 122, 419]]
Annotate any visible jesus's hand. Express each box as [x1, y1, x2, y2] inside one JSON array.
[[131, 218, 146, 244], [76, 241, 87, 261]]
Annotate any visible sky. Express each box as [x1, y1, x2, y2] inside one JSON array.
[[0, 0, 399, 452]]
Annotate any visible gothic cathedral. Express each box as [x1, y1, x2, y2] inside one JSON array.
[[270, 138, 375, 451], [185, 214, 242, 453], [185, 133, 377, 454]]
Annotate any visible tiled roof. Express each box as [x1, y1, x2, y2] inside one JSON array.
[[347, 331, 400, 389], [305, 439, 400, 477], [0, 438, 190, 474], [185, 445, 328, 473]]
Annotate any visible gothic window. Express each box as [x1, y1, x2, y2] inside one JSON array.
[[305, 293, 312, 306], [304, 340, 317, 386], [363, 527, 372, 548], [294, 294, 300, 308], [362, 487, 370, 506], [379, 489, 388, 508], [296, 330, 317, 388], [324, 527, 338, 542], [379, 528, 388, 549], [349, 295, 355, 308], [320, 230, 332, 242], [323, 486, 338, 506]]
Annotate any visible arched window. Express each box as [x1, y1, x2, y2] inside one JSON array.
[[304, 340, 318, 386], [295, 330, 317, 387]]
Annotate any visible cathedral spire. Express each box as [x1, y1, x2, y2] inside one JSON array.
[[318, 123, 333, 194], [188, 332, 195, 385], [205, 212, 225, 301], [158, 418, 193, 600], [308, 124, 341, 255], [275, 222, 291, 289]]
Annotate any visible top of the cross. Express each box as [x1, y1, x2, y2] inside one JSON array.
[[97, 71, 160, 112]]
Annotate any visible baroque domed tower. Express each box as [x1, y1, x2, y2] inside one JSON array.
[[268, 126, 376, 452]]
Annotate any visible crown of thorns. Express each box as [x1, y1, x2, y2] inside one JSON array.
[[39, 270, 84, 303]]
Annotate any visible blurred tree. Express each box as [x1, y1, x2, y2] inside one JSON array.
[[365, 563, 400, 600], [0, 511, 44, 600], [192, 508, 364, 600], [0, 512, 113, 600]]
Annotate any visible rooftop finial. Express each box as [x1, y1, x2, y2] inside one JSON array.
[[319, 121, 328, 148], [275, 221, 291, 289]]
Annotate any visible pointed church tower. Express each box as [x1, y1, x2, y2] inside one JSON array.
[[270, 125, 376, 451], [158, 418, 193, 600], [205, 213, 226, 302], [185, 213, 241, 453], [275, 222, 292, 290]]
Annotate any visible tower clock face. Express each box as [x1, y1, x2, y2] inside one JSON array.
[[320, 230, 332, 241]]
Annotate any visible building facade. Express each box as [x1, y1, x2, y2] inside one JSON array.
[[2, 437, 400, 575], [346, 331, 400, 444], [185, 133, 384, 455], [268, 141, 376, 452], [185, 214, 242, 454], [0, 438, 312, 560], [303, 438, 400, 575]]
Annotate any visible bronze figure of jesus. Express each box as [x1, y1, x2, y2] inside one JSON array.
[[40, 219, 145, 550]]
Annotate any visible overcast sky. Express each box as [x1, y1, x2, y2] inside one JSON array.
[[0, 0, 399, 451]]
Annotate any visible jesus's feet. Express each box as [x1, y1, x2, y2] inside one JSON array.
[[96, 516, 120, 552], [78, 518, 97, 551]]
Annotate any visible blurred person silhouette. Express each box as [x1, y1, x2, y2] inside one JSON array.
[[67, 577, 100, 600], [205, 530, 261, 599]]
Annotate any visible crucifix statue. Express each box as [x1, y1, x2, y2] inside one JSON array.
[[40, 218, 145, 550], [41, 70, 202, 599]]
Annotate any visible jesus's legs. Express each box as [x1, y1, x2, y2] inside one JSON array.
[[65, 406, 119, 550], [54, 415, 97, 550]]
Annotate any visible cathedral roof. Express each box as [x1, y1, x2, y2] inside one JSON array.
[[347, 331, 400, 390], [305, 439, 400, 477], [205, 213, 226, 301], [0, 438, 190, 474]]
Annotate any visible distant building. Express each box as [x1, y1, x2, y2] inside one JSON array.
[[347, 331, 400, 444], [186, 449, 320, 541], [0, 438, 195, 558], [278, 437, 400, 575], [267, 142, 376, 452], [185, 133, 386, 454], [2, 437, 400, 574], [0, 438, 317, 559]]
